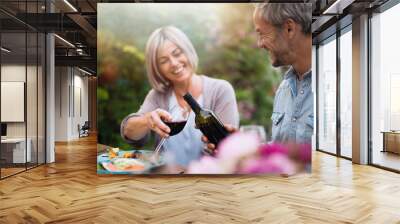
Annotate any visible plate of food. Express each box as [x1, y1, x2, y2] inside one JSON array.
[[97, 148, 165, 174], [102, 158, 147, 173]]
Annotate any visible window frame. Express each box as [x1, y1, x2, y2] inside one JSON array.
[[314, 21, 353, 161]]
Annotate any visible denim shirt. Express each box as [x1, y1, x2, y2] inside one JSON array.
[[271, 67, 313, 143]]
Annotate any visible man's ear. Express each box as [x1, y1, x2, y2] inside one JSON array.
[[283, 18, 297, 39]]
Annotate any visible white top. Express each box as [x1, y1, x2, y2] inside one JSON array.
[[162, 92, 204, 167]]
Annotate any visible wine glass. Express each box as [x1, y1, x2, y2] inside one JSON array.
[[239, 125, 268, 143], [151, 110, 189, 163]]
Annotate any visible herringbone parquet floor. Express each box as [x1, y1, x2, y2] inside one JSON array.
[[0, 135, 400, 223]]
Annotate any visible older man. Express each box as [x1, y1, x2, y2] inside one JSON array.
[[204, 3, 313, 151], [254, 3, 313, 143]]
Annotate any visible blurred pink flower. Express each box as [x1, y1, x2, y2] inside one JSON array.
[[259, 143, 288, 157], [187, 156, 225, 174], [217, 132, 260, 160], [216, 132, 260, 172], [187, 133, 308, 175], [239, 154, 296, 175]]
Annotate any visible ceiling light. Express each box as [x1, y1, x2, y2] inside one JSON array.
[[63, 0, 78, 12], [76, 48, 85, 55], [1, 47, 11, 53], [54, 34, 75, 48]]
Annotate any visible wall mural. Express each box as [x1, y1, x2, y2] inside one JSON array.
[[97, 3, 313, 175]]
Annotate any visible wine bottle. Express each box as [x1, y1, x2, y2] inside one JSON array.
[[183, 93, 229, 147]]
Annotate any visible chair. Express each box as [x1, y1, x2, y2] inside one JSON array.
[[78, 121, 90, 138]]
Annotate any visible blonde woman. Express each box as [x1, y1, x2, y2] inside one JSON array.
[[121, 26, 239, 167]]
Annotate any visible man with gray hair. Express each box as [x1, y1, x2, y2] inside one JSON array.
[[203, 2, 313, 151], [254, 2, 313, 143], [253, 3, 314, 143]]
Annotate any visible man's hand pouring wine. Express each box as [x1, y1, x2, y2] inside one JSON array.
[[201, 124, 237, 155]]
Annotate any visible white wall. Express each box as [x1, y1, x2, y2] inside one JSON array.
[[55, 67, 69, 141], [55, 67, 89, 141]]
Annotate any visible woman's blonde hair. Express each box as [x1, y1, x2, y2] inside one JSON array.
[[145, 26, 199, 93]]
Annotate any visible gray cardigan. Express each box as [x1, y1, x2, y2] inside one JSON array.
[[120, 75, 239, 147]]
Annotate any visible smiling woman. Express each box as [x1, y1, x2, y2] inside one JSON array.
[[119, 26, 239, 170]]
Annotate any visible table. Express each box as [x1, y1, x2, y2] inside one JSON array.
[[381, 131, 400, 154]]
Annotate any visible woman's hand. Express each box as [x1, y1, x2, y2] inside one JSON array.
[[145, 109, 173, 138], [201, 124, 237, 155]]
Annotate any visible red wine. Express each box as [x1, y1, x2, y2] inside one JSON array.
[[164, 120, 187, 136], [183, 93, 229, 147]]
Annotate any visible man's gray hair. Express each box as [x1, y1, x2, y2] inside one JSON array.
[[256, 3, 312, 35]]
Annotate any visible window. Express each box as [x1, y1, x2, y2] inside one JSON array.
[[317, 36, 337, 154], [371, 2, 400, 171], [339, 28, 352, 158], [0, 1, 47, 179]]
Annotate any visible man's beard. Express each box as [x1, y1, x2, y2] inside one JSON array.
[[272, 58, 284, 67], [271, 53, 284, 67], [270, 50, 288, 67]]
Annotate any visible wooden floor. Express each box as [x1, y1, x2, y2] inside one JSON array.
[[1, 167, 26, 177], [1, 163, 45, 178], [0, 135, 400, 223]]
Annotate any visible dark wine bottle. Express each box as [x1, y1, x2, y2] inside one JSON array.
[[183, 93, 229, 147]]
